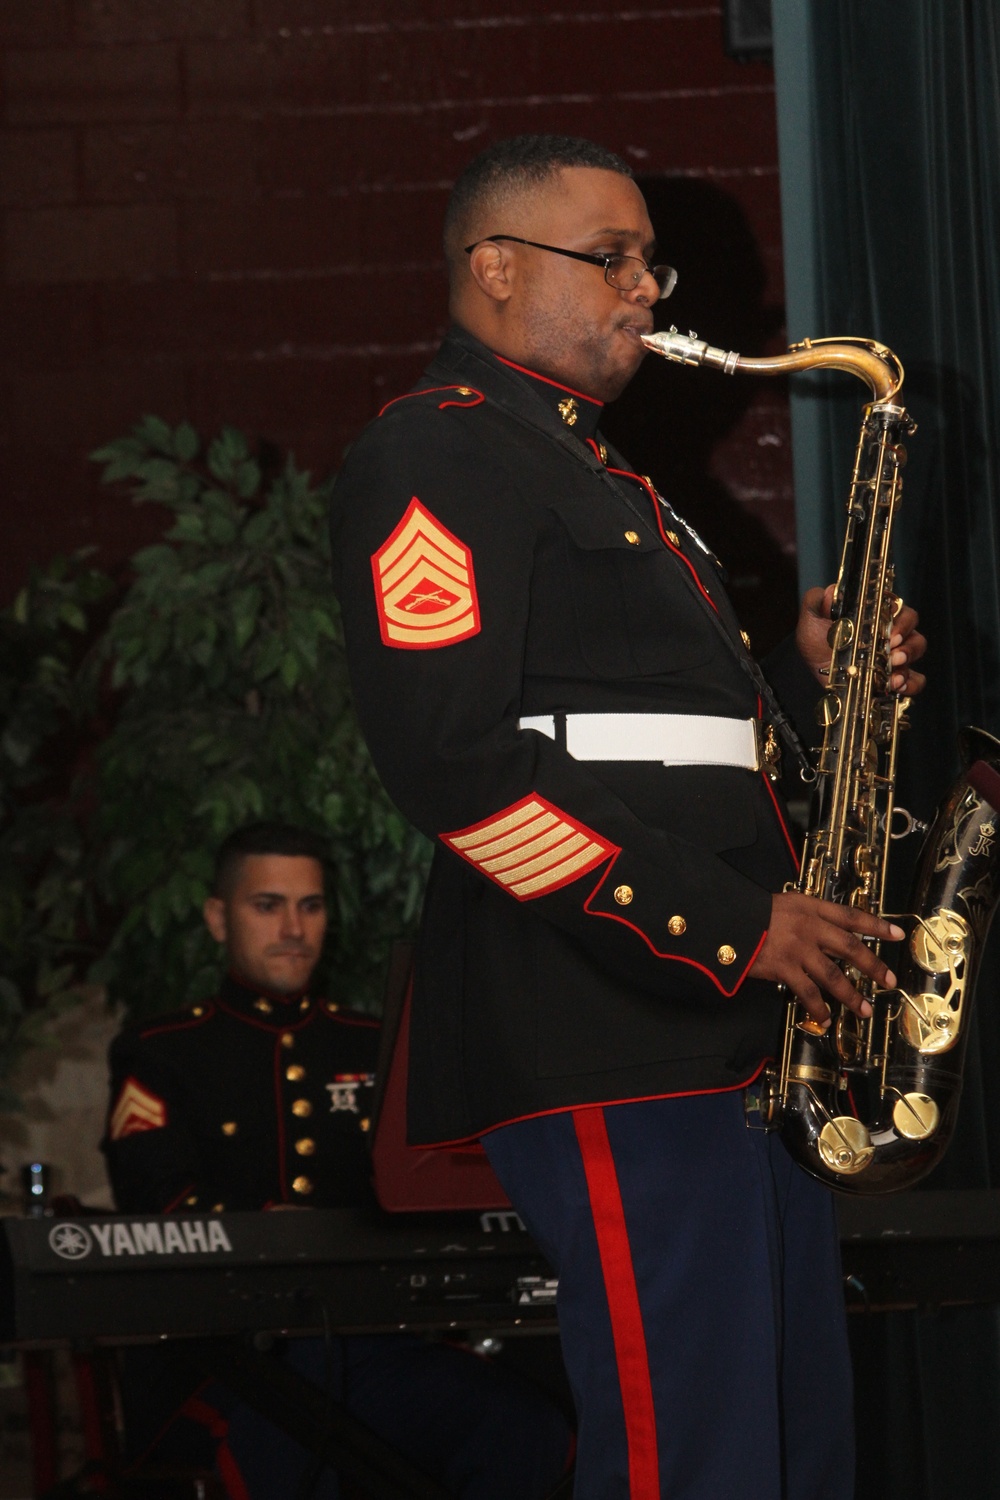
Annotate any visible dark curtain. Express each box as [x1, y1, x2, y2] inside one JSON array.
[[771, 3, 1000, 1495]]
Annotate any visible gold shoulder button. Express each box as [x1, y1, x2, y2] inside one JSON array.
[[359, 1117, 371, 1133], [191, 1006, 204, 1017], [254, 998, 273, 1015], [667, 915, 687, 937], [281, 1032, 295, 1048], [295, 1137, 316, 1156], [614, 885, 634, 906], [292, 1175, 314, 1196], [184, 1195, 198, 1207], [292, 1099, 312, 1118], [286, 1064, 306, 1082], [221, 1121, 238, 1136], [624, 531, 641, 546], [717, 945, 737, 966], [666, 530, 680, 547], [326, 1002, 339, 1014], [212, 1203, 225, 1213]]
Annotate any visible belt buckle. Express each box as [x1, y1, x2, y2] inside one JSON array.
[[754, 720, 783, 782]]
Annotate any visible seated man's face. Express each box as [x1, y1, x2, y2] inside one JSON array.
[[203, 854, 328, 994]]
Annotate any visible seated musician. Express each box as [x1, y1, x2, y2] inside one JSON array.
[[101, 821, 573, 1500]]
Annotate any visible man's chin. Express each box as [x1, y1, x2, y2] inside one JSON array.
[[255, 959, 316, 995]]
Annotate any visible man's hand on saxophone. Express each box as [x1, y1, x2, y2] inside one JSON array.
[[749, 894, 905, 1030], [795, 583, 928, 695]]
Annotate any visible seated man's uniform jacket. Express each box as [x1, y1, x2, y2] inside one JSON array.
[[330, 324, 812, 1146], [103, 974, 378, 1212]]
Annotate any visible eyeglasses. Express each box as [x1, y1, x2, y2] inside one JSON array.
[[464, 235, 678, 300]]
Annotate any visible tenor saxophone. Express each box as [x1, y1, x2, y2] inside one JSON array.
[[642, 328, 1000, 1193]]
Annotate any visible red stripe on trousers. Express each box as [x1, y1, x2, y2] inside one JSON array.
[[572, 1106, 660, 1498]]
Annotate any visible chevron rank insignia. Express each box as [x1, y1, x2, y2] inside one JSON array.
[[108, 1077, 168, 1141], [371, 498, 480, 650], [442, 794, 616, 900]]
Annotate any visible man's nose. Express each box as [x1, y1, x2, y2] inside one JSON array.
[[281, 904, 305, 937], [626, 268, 659, 306]]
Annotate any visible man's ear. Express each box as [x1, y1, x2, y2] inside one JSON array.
[[467, 241, 515, 303], [203, 896, 227, 944]]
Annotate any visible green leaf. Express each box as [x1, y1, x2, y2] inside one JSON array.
[[174, 422, 200, 463], [168, 513, 207, 544], [137, 415, 176, 455], [280, 652, 301, 689], [58, 601, 88, 632], [235, 461, 261, 500]]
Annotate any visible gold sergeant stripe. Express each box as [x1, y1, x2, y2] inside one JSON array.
[[443, 796, 614, 900], [372, 499, 479, 649], [480, 820, 576, 872]]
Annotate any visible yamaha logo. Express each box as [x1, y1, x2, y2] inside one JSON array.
[[48, 1223, 92, 1260], [45, 1218, 233, 1260]]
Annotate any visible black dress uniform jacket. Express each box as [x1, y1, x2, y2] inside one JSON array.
[[102, 974, 378, 1213], [330, 325, 804, 1145]]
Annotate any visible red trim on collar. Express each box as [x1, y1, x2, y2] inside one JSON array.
[[228, 971, 309, 1006], [493, 354, 603, 406], [377, 385, 484, 418], [215, 993, 318, 1033]]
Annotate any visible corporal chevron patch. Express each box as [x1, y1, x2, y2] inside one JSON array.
[[109, 1077, 168, 1141], [442, 794, 616, 900], [371, 498, 480, 649]]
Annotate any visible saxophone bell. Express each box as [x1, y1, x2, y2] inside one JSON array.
[[644, 331, 1000, 1193]]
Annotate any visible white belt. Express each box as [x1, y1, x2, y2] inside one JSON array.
[[518, 712, 763, 770]]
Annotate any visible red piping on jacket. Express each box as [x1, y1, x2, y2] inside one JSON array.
[[411, 1058, 769, 1151], [139, 1007, 214, 1040], [378, 386, 485, 418], [573, 1107, 660, 1498], [273, 1035, 289, 1201], [761, 771, 802, 870], [583, 851, 767, 997], [161, 1182, 198, 1214], [607, 465, 719, 614]]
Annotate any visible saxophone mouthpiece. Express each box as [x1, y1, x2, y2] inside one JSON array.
[[640, 327, 741, 374]]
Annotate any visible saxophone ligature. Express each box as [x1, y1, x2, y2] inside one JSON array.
[[642, 327, 1000, 1193]]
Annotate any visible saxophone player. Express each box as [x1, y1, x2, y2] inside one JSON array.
[[330, 134, 927, 1500]]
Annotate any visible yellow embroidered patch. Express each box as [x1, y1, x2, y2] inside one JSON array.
[[371, 498, 480, 649], [109, 1077, 168, 1140], [443, 795, 615, 899]]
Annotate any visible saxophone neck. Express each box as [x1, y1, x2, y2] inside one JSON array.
[[641, 329, 906, 405]]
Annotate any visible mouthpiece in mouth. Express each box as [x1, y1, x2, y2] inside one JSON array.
[[640, 328, 740, 374]]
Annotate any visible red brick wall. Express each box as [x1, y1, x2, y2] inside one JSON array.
[[1, 0, 793, 640]]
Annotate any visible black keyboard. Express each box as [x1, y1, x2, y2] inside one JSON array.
[[0, 1205, 558, 1347], [5, 1190, 1000, 1346]]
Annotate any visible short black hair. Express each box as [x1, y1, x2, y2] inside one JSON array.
[[444, 134, 633, 269], [212, 821, 328, 898]]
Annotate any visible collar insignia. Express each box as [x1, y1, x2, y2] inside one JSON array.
[[558, 397, 579, 427]]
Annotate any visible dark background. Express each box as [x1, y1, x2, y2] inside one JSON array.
[[0, 0, 798, 649]]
